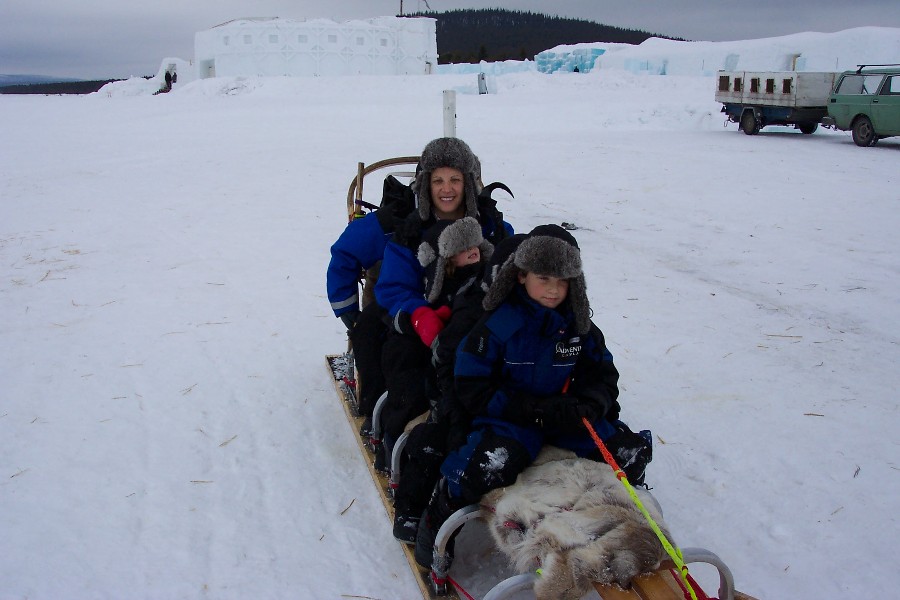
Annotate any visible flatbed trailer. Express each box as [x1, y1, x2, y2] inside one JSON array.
[[716, 70, 839, 135]]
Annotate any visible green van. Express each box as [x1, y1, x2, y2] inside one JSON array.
[[824, 65, 900, 146]]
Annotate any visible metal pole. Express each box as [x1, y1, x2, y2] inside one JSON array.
[[443, 90, 456, 138]]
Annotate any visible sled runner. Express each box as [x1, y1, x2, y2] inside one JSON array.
[[328, 157, 758, 600]]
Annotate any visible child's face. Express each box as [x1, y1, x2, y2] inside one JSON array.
[[518, 271, 569, 309], [451, 246, 480, 267]]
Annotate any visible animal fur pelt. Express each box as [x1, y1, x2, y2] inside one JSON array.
[[481, 447, 671, 600]]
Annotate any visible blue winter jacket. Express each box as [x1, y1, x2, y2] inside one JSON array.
[[374, 216, 513, 323], [453, 287, 620, 428], [326, 213, 389, 318]]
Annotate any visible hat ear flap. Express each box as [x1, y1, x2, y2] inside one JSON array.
[[464, 175, 479, 218], [413, 172, 431, 221], [427, 257, 447, 304], [417, 241, 437, 267], [482, 256, 520, 312], [479, 240, 494, 263], [568, 274, 591, 334]]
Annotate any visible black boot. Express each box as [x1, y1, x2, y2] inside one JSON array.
[[414, 478, 459, 569], [392, 510, 420, 544], [606, 424, 653, 486], [358, 416, 373, 438]]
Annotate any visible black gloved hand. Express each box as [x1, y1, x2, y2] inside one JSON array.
[[515, 394, 601, 430], [339, 309, 360, 332], [554, 396, 602, 426]]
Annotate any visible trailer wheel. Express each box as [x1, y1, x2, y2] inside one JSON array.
[[740, 111, 759, 135], [798, 122, 818, 135], [852, 116, 876, 147]]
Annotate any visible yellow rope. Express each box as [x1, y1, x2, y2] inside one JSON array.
[[582, 417, 699, 600]]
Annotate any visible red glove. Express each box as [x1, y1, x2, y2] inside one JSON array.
[[434, 305, 452, 322], [412, 306, 448, 347]]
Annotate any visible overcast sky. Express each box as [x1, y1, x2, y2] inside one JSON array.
[[2, 1, 899, 79]]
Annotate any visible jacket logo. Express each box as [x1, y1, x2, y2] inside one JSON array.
[[555, 338, 582, 361]]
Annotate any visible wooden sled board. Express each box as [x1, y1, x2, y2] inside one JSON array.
[[327, 355, 463, 600], [328, 355, 758, 600], [594, 570, 759, 600]]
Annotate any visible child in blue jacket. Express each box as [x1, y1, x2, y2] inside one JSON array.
[[414, 224, 652, 569]]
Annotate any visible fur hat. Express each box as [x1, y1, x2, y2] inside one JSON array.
[[418, 217, 494, 304], [482, 224, 591, 334], [412, 137, 480, 221], [481, 233, 528, 291]]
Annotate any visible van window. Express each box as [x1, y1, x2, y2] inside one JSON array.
[[883, 76, 900, 95], [718, 75, 730, 92], [836, 74, 885, 95]]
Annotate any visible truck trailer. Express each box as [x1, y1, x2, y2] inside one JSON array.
[[716, 71, 839, 135]]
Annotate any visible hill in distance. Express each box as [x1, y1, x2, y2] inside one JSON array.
[[0, 74, 85, 87], [0, 76, 132, 95], [405, 8, 684, 63]]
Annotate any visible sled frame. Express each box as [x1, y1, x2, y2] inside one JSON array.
[[345, 156, 420, 221]]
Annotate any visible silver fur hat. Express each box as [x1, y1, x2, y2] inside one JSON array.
[[482, 224, 591, 333], [412, 137, 480, 221], [418, 217, 494, 304]]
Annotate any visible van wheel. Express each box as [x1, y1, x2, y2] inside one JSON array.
[[740, 111, 759, 135], [852, 116, 876, 147], [799, 122, 818, 134]]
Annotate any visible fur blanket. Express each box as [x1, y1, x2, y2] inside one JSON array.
[[481, 447, 671, 600]]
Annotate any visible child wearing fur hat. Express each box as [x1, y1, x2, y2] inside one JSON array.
[[391, 232, 528, 543], [413, 224, 652, 570], [379, 218, 493, 472]]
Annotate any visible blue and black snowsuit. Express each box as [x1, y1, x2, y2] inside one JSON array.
[[374, 203, 513, 326], [326, 176, 415, 420], [441, 286, 621, 504], [327, 211, 389, 319], [373, 203, 513, 445], [392, 234, 528, 539]]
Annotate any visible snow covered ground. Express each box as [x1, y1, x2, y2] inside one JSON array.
[[2, 32, 899, 600]]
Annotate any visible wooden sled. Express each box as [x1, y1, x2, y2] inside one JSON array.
[[327, 353, 758, 600], [330, 157, 758, 599]]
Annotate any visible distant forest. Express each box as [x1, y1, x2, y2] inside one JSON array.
[[406, 8, 682, 64], [0, 79, 123, 95]]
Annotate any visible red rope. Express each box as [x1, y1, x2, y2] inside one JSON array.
[[448, 575, 477, 600], [669, 568, 713, 600], [582, 416, 626, 478]]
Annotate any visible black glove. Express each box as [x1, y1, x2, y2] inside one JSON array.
[[555, 396, 602, 427], [339, 309, 360, 332], [515, 394, 601, 430]]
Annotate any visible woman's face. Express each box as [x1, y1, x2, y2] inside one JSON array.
[[430, 167, 465, 219]]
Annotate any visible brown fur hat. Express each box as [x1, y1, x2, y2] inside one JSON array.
[[482, 224, 591, 334], [412, 137, 480, 221], [418, 217, 494, 304]]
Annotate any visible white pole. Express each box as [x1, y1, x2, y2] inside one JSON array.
[[443, 90, 457, 138]]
